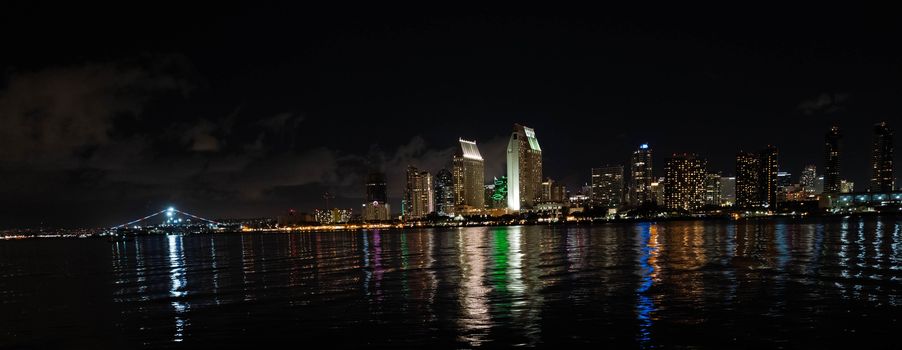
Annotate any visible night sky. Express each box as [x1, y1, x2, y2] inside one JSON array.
[[1, 5, 900, 228]]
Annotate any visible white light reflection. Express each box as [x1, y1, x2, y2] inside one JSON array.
[[457, 227, 491, 347], [167, 234, 189, 343]]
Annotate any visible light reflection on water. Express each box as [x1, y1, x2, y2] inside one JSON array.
[[3, 218, 902, 348]]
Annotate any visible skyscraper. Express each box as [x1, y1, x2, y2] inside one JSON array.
[[630, 143, 653, 206], [363, 172, 391, 221], [452, 138, 485, 212], [591, 165, 624, 208], [434, 168, 455, 216], [759, 146, 779, 210], [506, 124, 543, 210], [719, 176, 736, 206], [735, 152, 760, 209], [664, 153, 707, 211], [824, 126, 842, 194], [870, 122, 895, 192], [403, 166, 433, 219], [800, 165, 817, 193], [704, 172, 722, 207]]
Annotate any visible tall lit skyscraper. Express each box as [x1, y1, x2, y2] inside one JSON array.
[[870, 122, 895, 192], [824, 126, 842, 194], [735, 152, 760, 209], [759, 146, 779, 210], [403, 166, 433, 219], [664, 153, 706, 211], [630, 143, 653, 206], [800, 165, 817, 193], [363, 172, 391, 221], [704, 172, 722, 207], [434, 168, 455, 216], [591, 165, 624, 208], [452, 138, 485, 212], [506, 124, 543, 210]]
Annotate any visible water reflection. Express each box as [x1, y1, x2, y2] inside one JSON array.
[[167, 234, 188, 342], [10, 218, 902, 348], [458, 227, 491, 346], [635, 223, 660, 348]]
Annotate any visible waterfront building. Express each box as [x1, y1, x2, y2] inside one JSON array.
[[800, 165, 817, 193], [363, 171, 391, 221], [735, 152, 760, 208], [434, 168, 455, 216], [506, 124, 543, 210], [453, 138, 486, 212], [870, 122, 895, 192], [404, 166, 434, 219], [630, 143, 654, 206], [591, 165, 624, 208], [824, 126, 842, 193], [664, 153, 707, 211]]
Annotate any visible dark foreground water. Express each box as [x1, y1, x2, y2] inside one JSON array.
[[2, 218, 902, 348]]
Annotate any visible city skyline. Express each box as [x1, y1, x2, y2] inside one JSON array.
[[1, 8, 901, 227]]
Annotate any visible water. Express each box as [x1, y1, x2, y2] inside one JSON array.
[[2, 217, 902, 348]]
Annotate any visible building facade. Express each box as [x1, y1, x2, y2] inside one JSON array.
[[363, 172, 391, 221], [630, 144, 653, 206], [434, 168, 455, 216], [824, 126, 842, 194], [506, 124, 543, 210], [664, 153, 707, 211], [403, 166, 434, 219], [759, 146, 779, 210], [870, 122, 895, 192], [591, 165, 624, 208], [452, 138, 485, 212], [735, 152, 760, 208], [800, 165, 817, 194]]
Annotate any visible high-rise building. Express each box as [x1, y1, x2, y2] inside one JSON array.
[[452, 138, 485, 212], [506, 124, 543, 210], [630, 144, 654, 206], [759, 146, 779, 210], [591, 165, 624, 208], [664, 153, 707, 211], [365, 171, 388, 204], [541, 178, 555, 202], [815, 176, 825, 194], [363, 172, 391, 221], [704, 172, 722, 207], [434, 168, 455, 216], [719, 176, 736, 206], [870, 122, 895, 192], [824, 126, 842, 194], [800, 165, 817, 193], [649, 179, 665, 207], [735, 152, 760, 208], [403, 166, 434, 219]]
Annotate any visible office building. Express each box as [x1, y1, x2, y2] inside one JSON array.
[[404, 166, 434, 219], [506, 124, 543, 210], [434, 168, 455, 216], [630, 143, 654, 206], [735, 152, 760, 208], [363, 172, 391, 221], [453, 138, 485, 212], [664, 153, 707, 211], [800, 165, 817, 193], [591, 165, 624, 208], [870, 122, 895, 192], [824, 126, 842, 194]]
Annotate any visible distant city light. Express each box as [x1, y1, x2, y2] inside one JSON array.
[[640, 143, 649, 149]]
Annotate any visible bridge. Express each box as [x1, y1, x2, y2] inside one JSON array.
[[111, 207, 225, 230]]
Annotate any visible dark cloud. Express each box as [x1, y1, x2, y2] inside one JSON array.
[[798, 92, 849, 115], [0, 57, 193, 164]]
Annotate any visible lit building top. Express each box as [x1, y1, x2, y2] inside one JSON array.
[[458, 138, 484, 161]]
